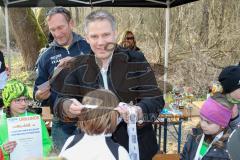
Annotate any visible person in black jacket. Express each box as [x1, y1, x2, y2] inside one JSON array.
[[0, 50, 7, 108], [0, 50, 7, 90], [218, 65, 240, 128], [52, 10, 164, 160]]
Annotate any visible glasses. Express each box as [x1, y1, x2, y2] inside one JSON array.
[[126, 37, 134, 40], [14, 98, 29, 103]]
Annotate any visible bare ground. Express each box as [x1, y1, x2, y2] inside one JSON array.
[[157, 117, 200, 154]]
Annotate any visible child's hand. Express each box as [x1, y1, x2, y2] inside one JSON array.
[[3, 141, 17, 153]]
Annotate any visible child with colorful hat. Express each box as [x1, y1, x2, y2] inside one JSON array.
[[0, 79, 52, 160], [181, 93, 239, 160]]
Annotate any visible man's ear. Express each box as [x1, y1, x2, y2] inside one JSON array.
[[69, 19, 74, 29], [114, 30, 118, 41], [85, 35, 90, 44]]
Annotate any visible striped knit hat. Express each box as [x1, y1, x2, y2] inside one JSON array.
[[2, 79, 30, 107]]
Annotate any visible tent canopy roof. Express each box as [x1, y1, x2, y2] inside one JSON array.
[[0, 0, 198, 8]]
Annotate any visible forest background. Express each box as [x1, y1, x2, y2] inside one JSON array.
[[0, 0, 239, 98]]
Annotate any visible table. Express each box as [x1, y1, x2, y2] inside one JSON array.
[[153, 153, 180, 160], [192, 101, 204, 109], [153, 109, 188, 153], [186, 101, 204, 118]]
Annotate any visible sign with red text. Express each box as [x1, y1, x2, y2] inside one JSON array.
[[7, 115, 43, 160]]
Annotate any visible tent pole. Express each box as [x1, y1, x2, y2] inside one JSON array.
[[68, 0, 112, 5], [163, 0, 170, 99], [4, 0, 11, 77]]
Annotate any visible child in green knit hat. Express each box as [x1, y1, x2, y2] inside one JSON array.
[[0, 79, 52, 160], [2, 79, 30, 109]]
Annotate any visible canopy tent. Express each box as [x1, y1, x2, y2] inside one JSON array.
[[0, 0, 197, 8], [0, 0, 199, 96]]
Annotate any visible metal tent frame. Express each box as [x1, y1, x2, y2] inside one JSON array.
[[0, 0, 199, 96]]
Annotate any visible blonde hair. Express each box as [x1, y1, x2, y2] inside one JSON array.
[[119, 30, 137, 48], [77, 89, 119, 135]]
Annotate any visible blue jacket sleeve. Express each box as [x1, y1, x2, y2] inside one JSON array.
[[33, 53, 50, 101]]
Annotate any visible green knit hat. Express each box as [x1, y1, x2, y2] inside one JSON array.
[[2, 79, 30, 107]]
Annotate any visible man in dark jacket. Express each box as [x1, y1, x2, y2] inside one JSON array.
[[33, 7, 90, 152], [0, 50, 7, 91], [0, 50, 7, 108], [218, 65, 240, 129], [52, 10, 164, 160]]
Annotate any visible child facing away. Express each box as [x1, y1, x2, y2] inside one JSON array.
[[59, 89, 130, 160], [0, 79, 53, 160], [181, 93, 239, 160], [218, 65, 240, 128]]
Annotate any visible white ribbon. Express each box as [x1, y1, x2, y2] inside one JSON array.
[[119, 102, 140, 160]]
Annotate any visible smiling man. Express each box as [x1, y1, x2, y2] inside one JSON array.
[[54, 10, 164, 160], [33, 7, 90, 152]]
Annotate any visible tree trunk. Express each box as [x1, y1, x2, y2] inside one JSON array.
[[75, 7, 80, 26], [36, 8, 49, 37], [8, 8, 47, 70], [199, 0, 209, 47]]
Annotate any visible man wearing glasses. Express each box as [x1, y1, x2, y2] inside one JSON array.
[[33, 7, 90, 152]]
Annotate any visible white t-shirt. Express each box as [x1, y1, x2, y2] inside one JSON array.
[[59, 134, 130, 160]]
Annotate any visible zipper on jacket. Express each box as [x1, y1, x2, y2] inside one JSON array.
[[66, 49, 70, 55]]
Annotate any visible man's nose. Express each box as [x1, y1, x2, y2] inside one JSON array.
[[53, 30, 62, 38], [96, 37, 106, 46]]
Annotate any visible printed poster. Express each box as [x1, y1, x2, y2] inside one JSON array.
[[7, 115, 43, 160]]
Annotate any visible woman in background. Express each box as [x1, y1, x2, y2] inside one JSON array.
[[119, 30, 141, 51]]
